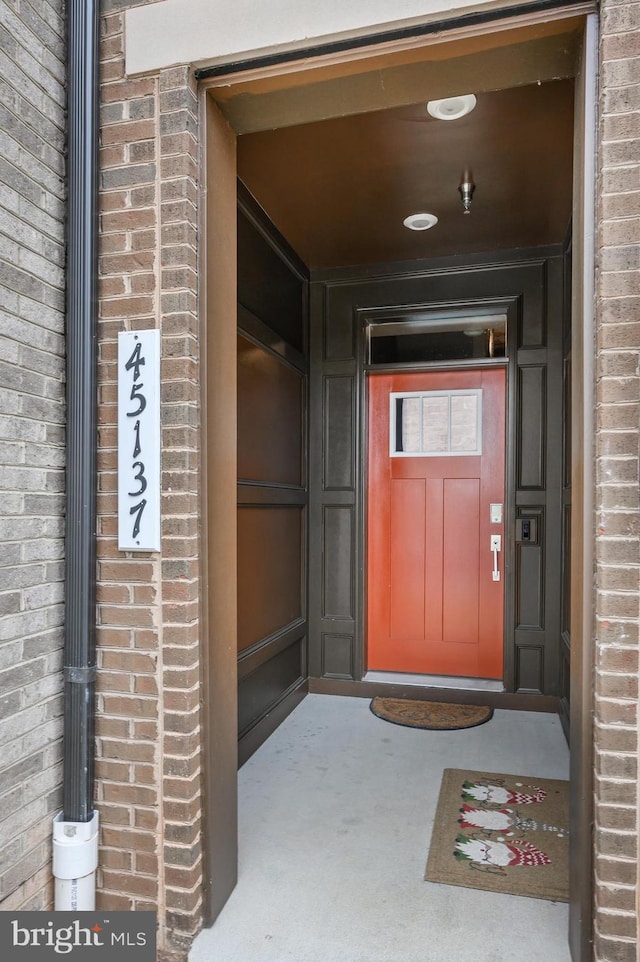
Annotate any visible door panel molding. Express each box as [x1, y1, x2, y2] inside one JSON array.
[[308, 255, 564, 698]]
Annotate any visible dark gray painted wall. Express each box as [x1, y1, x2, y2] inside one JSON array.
[[236, 185, 309, 763], [308, 247, 566, 697]]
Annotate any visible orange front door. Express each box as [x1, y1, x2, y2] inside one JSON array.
[[367, 368, 506, 679]]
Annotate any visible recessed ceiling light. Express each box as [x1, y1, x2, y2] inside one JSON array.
[[463, 328, 486, 337], [403, 212, 438, 231], [427, 94, 477, 121]]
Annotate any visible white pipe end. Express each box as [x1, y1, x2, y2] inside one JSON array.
[[53, 811, 99, 910]]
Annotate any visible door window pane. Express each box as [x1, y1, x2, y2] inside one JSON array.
[[422, 396, 449, 452], [391, 390, 482, 456], [451, 394, 478, 452], [399, 396, 421, 453]]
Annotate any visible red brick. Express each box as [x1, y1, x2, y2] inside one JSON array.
[[97, 672, 131, 694], [596, 883, 636, 913], [134, 676, 159, 695], [100, 739, 156, 763], [99, 605, 156, 628], [101, 871, 158, 899], [595, 855, 638, 886], [101, 209, 156, 233], [596, 911, 637, 940], [97, 892, 134, 911], [100, 849, 133, 871], [95, 717, 130, 739], [101, 827, 156, 853], [101, 120, 156, 146], [95, 759, 131, 781], [101, 651, 157, 673], [102, 78, 156, 103], [136, 853, 159, 875], [101, 695, 158, 718], [135, 809, 159, 831]]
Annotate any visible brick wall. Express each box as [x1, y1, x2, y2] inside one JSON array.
[[0, 0, 66, 913], [98, 5, 202, 959], [95, 3, 640, 962], [594, 3, 640, 961]]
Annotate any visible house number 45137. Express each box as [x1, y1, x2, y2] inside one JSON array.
[[117, 330, 161, 552]]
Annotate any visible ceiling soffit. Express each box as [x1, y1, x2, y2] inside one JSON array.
[[223, 17, 580, 269], [209, 18, 584, 134], [237, 78, 575, 268]]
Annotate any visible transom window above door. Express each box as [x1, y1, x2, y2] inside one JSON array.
[[368, 314, 507, 365], [390, 390, 482, 457]]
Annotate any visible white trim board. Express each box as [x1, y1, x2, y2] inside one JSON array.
[[126, 0, 529, 75]]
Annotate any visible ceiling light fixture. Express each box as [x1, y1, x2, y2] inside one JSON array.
[[403, 212, 438, 231], [427, 94, 477, 121]]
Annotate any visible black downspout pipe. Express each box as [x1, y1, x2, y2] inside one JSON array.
[[63, 0, 100, 824]]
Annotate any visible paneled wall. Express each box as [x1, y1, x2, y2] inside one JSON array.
[[309, 248, 565, 697], [236, 186, 309, 762]]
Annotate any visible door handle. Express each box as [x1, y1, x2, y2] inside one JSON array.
[[490, 535, 501, 582]]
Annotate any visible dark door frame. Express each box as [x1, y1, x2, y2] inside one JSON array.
[[199, 11, 598, 960], [358, 300, 516, 687]]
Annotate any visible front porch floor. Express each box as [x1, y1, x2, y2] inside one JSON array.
[[190, 693, 571, 962]]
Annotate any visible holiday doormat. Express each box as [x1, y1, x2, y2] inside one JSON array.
[[425, 768, 569, 901], [370, 697, 493, 730]]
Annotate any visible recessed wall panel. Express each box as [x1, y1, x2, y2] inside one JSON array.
[[322, 506, 353, 619], [519, 264, 546, 348], [238, 208, 304, 352], [324, 376, 354, 490], [324, 289, 355, 361], [238, 640, 304, 735], [321, 633, 354, 678], [518, 366, 546, 489], [516, 645, 543, 693], [517, 543, 544, 629], [237, 506, 302, 651], [237, 335, 303, 486]]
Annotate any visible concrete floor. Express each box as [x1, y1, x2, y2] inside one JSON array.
[[190, 694, 571, 962]]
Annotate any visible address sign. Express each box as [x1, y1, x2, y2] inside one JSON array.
[[117, 330, 161, 552]]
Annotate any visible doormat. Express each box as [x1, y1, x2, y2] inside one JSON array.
[[369, 697, 493, 730], [425, 768, 569, 902]]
